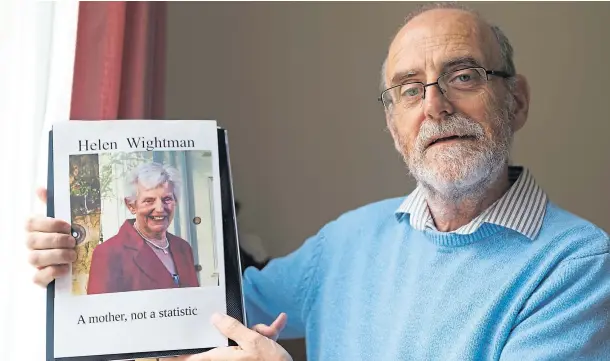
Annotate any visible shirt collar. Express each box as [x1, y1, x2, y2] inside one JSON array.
[[395, 166, 548, 240]]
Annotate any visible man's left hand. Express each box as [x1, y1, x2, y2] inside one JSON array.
[[174, 313, 292, 361]]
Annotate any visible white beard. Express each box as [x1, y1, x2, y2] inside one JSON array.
[[395, 96, 515, 201]]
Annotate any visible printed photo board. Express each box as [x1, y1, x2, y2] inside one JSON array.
[[45, 120, 245, 360]]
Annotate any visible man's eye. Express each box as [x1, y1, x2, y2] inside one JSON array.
[[449, 70, 482, 85], [401, 86, 421, 97], [455, 74, 472, 82]]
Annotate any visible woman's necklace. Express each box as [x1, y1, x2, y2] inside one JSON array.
[[133, 223, 170, 254]]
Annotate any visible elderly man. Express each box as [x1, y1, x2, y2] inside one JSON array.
[[25, 3, 609, 361], [88, 161, 199, 294]]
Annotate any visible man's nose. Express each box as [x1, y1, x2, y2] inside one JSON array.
[[423, 84, 454, 120]]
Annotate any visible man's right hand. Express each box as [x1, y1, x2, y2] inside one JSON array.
[[174, 313, 291, 361], [25, 188, 76, 287]]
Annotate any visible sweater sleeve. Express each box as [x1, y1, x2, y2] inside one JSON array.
[[500, 251, 610, 361], [241, 231, 324, 339]]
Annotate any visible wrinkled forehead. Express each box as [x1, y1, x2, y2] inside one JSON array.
[[386, 10, 501, 85]]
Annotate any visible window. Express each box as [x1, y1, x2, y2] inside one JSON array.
[[0, 1, 79, 359]]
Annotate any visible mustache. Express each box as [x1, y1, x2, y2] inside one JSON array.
[[415, 114, 485, 151]]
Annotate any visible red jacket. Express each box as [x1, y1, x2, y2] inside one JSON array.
[[87, 219, 200, 294]]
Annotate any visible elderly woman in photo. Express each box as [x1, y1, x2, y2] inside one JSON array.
[[87, 162, 199, 295]]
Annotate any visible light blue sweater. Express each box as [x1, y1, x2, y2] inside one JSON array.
[[242, 198, 610, 361]]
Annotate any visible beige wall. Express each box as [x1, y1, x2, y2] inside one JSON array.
[[165, 2, 609, 357], [166, 1, 609, 254]]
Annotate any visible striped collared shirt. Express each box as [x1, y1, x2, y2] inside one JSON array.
[[396, 166, 549, 240]]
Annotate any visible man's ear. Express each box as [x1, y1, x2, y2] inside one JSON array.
[[510, 74, 530, 132], [124, 198, 136, 214]]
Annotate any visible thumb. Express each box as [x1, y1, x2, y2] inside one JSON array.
[[252, 313, 287, 341], [36, 187, 48, 204]]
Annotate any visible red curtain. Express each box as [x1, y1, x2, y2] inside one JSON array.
[[70, 1, 167, 121]]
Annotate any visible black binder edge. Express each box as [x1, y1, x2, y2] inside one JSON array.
[[45, 127, 245, 361]]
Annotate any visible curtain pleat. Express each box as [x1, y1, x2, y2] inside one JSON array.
[[70, 1, 166, 121]]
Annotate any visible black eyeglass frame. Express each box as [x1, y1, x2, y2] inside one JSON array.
[[378, 67, 513, 109]]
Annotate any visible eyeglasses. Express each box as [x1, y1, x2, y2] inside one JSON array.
[[378, 67, 513, 112]]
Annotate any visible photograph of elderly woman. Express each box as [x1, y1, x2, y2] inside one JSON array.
[[68, 150, 220, 296]]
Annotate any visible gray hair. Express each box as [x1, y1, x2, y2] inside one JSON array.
[[124, 162, 182, 204], [380, 2, 516, 92]]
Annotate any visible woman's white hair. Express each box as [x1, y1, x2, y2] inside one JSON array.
[[124, 162, 182, 204]]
